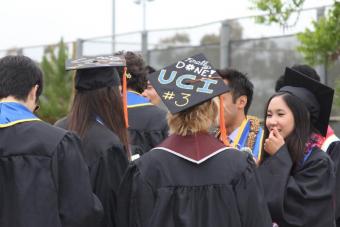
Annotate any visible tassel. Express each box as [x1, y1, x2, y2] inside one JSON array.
[[219, 95, 230, 146], [122, 66, 129, 128]]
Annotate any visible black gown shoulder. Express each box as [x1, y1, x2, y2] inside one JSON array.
[[259, 145, 335, 227], [326, 141, 340, 226], [1, 120, 102, 227], [117, 145, 272, 227], [55, 117, 129, 227], [128, 105, 169, 156]]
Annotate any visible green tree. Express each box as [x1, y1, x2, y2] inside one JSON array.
[[250, 0, 305, 27], [156, 33, 191, 49], [37, 39, 73, 123], [250, 0, 340, 109], [250, 0, 339, 66], [200, 20, 244, 45], [200, 34, 220, 45], [297, 2, 340, 66]]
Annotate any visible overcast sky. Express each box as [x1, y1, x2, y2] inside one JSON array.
[[0, 0, 333, 51]]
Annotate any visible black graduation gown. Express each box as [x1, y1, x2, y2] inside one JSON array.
[[259, 145, 335, 227], [0, 121, 103, 227], [117, 133, 272, 227], [128, 105, 168, 156], [55, 118, 129, 227], [326, 141, 340, 226]]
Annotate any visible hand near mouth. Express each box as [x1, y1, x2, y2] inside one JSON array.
[[264, 127, 285, 155]]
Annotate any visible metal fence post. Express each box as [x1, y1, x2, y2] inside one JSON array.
[[75, 39, 83, 58], [141, 31, 149, 64], [220, 20, 230, 69]]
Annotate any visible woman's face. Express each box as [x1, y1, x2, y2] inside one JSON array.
[[266, 96, 295, 139]]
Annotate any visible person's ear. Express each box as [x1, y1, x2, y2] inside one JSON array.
[[28, 85, 39, 102], [27, 85, 39, 112], [237, 95, 247, 109]]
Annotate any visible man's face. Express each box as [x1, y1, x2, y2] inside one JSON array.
[[142, 81, 161, 105], [221, 90, 238, 128], [221, 79, 239, 127]]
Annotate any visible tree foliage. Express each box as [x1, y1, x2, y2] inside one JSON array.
[[250, 0, 340, 109], [200, 20, 244, 45], [37, 39, 73, 123], [297, 2, 340, 66], [200, 34, 220, 45], [250, 0, 339, 66], [250, 0, 305, 27], [156, 33, 191, 49]]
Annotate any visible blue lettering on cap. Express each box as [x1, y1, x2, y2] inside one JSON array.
[[176, 74, 196, 90], [196, 79, 217, 94], [158, 69, 177, 84]]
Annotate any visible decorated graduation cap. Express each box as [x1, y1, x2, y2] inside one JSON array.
[[148, 53, 230, 114], [148, 53, 231, 146], [279, 67, 334, 136], [65, 55, 126, 91], [65, 55, 129, 128]]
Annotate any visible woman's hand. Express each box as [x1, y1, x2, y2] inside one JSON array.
[[264, 127, 285, 156]]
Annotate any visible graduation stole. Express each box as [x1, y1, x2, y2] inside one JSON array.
[[127, 91, 153, 108], [233, 116, 264, 160], [0, 102, 41, 128], [217, 116, 263, 160], [301, 133, 324, 166]]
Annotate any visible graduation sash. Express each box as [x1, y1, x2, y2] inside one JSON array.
[[217, 116, 264, 161], [233, 117, 264, 160], [0, 102, 41, 128], [127, 91, 153, 108]]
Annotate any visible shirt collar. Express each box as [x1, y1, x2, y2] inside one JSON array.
[[228, 127, 239, 144]]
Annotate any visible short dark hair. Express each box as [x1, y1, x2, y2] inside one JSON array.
[[217, 68, 254, 115], [115, 51, 147, 93], [261, 92, 311, 170], [0, 55, 43, 101], [275, 65, 320, 92]]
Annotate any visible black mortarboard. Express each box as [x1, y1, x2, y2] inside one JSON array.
[[279, 67, 334, 136], [148, 53, 230, 114], [65, 56, 126, 91]]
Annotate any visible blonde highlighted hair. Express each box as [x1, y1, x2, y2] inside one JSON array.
[[168, 98, 218, 136]]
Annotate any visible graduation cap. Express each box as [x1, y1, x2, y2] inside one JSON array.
[[148, 53, 231, 146], [66, 55, 129, 127], [279, 67, 334, 136], [65, 56, 126, 91], [148, 53, 230, 114]]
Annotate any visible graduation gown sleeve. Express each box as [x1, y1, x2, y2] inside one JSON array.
[[116, 163, 154, 227], [259, 145, 335, 227], [326, 141, 340, 226], [232, 156, 272, 227], [54, 132, 103, 227], [89, 143, 129, 227]]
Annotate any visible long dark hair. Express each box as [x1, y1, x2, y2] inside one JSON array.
[[67, 86, 130, 157], [260, 92, 311, 170]]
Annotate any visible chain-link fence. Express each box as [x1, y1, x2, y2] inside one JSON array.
[[1, 5, 339, 134]]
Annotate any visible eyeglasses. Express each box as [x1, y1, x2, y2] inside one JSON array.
[[34, 105, 40, 113], [33, 99, 40, 113]]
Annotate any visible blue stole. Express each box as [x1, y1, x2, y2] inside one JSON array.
[[0, 102, 40, 128], [233, 118, 264, 161], [127, 91, 153, 108]]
